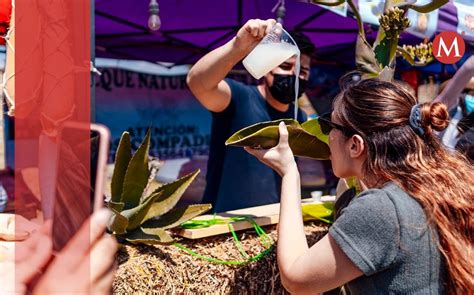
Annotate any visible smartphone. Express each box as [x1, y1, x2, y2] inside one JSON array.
[[52, 122, 110, 252]]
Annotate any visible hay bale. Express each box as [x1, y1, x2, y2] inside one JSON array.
[[113, 221, 328, 294]]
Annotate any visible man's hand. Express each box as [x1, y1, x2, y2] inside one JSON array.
[[233, 19, 277, 53]]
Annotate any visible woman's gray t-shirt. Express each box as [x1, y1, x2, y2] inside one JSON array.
[[329, 182, 446, 294]]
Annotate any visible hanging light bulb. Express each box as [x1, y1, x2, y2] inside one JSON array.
[[148, 0, 161, 31], [271, 0, 286, 24]]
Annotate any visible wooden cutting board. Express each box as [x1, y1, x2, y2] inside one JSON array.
[[177, 198, 322, 239]]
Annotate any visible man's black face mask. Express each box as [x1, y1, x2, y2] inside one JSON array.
[[269, 74, 308, 105]]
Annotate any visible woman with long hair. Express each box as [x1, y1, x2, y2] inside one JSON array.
[[246, 78, 473, 294]]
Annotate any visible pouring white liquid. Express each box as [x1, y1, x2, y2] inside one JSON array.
[[243, 42, 299, 80], [242, 29, 302, 120], [293, 52, 300, 120]]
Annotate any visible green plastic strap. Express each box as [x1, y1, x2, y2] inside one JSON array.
[[175, 216, 273, 266]]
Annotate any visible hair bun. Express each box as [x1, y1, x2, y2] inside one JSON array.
[[421, 102, 449, 132]]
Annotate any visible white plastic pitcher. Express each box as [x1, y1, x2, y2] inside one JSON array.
[[243, 24, 300, 80]]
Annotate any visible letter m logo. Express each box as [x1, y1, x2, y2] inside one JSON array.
[[433, 32, 465, 64]]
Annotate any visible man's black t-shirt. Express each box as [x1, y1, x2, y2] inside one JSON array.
[[203, 79, 307, 212]]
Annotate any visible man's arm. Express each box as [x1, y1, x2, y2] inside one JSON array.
[[186, 19, 276, 113], [433, 55, 474, 110]]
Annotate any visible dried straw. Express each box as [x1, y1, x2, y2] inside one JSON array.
[[113, 221, 328, 294]]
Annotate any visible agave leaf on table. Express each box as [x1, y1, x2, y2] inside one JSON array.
[[106, 128, 211, 246], [111, 132, 132, 203], [107, 207, 129, 235], [123, 227, 175, 245], [121, 190, 164, 231], [120, 129, 151, 210], [226, 119, 330, 160], [142, 204, 212, 230], [143, 170, 201, 222]]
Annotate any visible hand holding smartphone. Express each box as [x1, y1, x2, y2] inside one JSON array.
[[52, 122, 110, 252]]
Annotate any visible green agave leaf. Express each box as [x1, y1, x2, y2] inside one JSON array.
[[111, 132, 132, 203], [402, 0, 448, 13], [107, 201, 125, 212], [309, 0, 345, 7], [301, 119, 329, 145], [122, 190, 163, 231], [355, 34, 381, 78], [142, 170, 201, 222], [142, 204, 212, 230], [374, 37, 399, 69], [226, 119, 330, 160], [107, 207, 129, 235], [226, 119, 298, 148], [123, 227, 175, 245], [121, 128, 151, 210]]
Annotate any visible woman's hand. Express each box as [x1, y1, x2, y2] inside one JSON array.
[[245, 122, 297, 176]]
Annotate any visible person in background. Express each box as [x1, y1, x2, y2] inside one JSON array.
[[434, 55, 474, 151], [187, 19, 315, 212], [246, 78, 473, 293]]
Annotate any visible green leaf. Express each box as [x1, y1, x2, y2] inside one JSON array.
[[107, 207, 129, 235], [301, 119, 329, 145], [302, 203, 334, 224], [142, 204, 212, 230], [401, 0, 448, 13], [374, 38, 392, 68], [122, 190, 163, 231], [226, 119, 330, 160], [111, 132, 132, 203], [123, 227, 175, 245], [121, 128, 151, 210], [355, 34, 381, 78], [226, 119, 298, 148], [309, 0, 345, 7], [143, 170, 201, 222], [107, 201, 125, 212]]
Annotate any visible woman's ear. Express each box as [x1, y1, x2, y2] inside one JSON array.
[[349, 134, 365, 158]]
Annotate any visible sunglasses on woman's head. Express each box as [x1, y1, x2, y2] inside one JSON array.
[[317, 112, 356, 137]]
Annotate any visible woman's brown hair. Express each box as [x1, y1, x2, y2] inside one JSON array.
[[333, 77, 474, 293]]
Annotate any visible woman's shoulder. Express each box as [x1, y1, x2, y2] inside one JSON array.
[[347, 182, 427, 226], [355, 182, 419, 207]]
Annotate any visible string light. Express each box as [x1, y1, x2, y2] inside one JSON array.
[[148, 0, 161, 31]]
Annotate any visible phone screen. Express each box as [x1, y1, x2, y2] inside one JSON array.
[[52, 125, 106, 252]]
